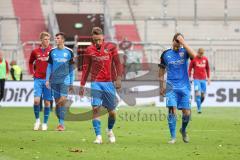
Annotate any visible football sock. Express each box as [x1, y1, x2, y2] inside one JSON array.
[[92, 119, 101, 136], [108, 116, 116, 130], [168, 113, 177, 139], [201, 96, 205, 104], [59, 106, 65, 126], [43, 107, 50, 124], [182, 114, 190, 133], [33, 105, 40, 120], [196, 95, 201, 112]]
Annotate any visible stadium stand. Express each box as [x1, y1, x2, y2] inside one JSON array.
[[0, 0, 23, 73], [0, 0, 239, 80]]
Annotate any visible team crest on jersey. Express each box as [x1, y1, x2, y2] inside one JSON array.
[[64, 52, 68, 57], [179, 52, 184, 58]]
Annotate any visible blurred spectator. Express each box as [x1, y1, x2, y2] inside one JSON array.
[[119, 37, 132, 79], [0, 51, 9, 103], [10, 60, 23, 81], [119, 37, 132, 51]]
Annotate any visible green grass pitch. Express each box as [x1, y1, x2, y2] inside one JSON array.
[[0, 107, 240, 160]]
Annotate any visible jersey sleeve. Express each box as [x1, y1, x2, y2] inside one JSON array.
[[158, 51, 167, 68], [183, 48, 190, 60], [29, 50, 36, 74], [188, 59, 194, 77], [206, 58, 210, 78], [47, 50, 53, 64], [69, 50, 75, 85], [80, 48, 92, 86]]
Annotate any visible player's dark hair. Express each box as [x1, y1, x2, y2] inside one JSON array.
[[173, 33, 184, 42], [92, 27, 103, 35], [55, 32, 66, 40]]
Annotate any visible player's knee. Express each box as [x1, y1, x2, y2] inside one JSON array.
[[182, 109, 191, 116], [57, 97, 66, 106], [44, 101, 50, 107], [195, 91, 200, 96], [108, 110, 116, 118], [34, 99, 40, 105], [92, 107, 100, 115], [168, 107, 176, 114]]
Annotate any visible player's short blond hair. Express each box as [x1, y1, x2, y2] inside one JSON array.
[[198, 48, 205, 53], [39, 32, 50, 40]]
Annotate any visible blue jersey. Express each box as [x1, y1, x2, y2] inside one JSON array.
[[159, 48, 190, 89], [46, 47, 74, 85]]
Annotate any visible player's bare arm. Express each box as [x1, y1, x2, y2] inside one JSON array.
[[177, 35, 196, 59], [159, 67, 166, 96]]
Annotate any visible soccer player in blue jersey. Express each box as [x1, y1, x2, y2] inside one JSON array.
[[46, 32, 74, 131], [159, 33, 196, 144]]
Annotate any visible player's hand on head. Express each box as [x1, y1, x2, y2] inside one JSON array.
[[176, 35, 185, 45]]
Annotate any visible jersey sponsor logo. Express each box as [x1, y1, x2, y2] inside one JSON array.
[[196, 62, 206, 67], [54, 58, 68, 62], [93, 55, 110, 61], [36, 53, 48, 61], [168, 59, 185, 65], [37, 57, 48, 61]]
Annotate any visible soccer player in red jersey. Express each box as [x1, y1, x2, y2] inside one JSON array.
[[189, 48, 210, 113], [79, 27, 122, 144], [29, 32, 52, 130]]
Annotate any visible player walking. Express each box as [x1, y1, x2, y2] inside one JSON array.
[[79, 27, 122, 144], [29, 32, 52, 131], [46, 32, 74, 131], [159, 33, 196, 144], [189, 48, 210, 113]]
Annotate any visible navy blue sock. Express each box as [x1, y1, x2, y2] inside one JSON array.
[[201, 96, 205, 104], [168, 113, 177, 139], [43, 107, 50, 124], [59, 107, 65, 126], [108, 116, 116, 130], [92, 119, 101, 136], [33, 105, 40, 119], [55, 107, 60, 119], [196, 96, 201, 112], [182, 114, 190, 133]]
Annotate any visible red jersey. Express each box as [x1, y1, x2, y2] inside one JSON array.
[[29, 46, 52, 79], [188, 56, 210, 80], [81, 42, 122, 86]]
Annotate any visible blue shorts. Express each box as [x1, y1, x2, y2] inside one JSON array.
[[166, 87, 191, 110], [34, 78, 52, 101], [194, 80, 207, 94], [50, 83, 68, 99], [91, 82, 117, 110]]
